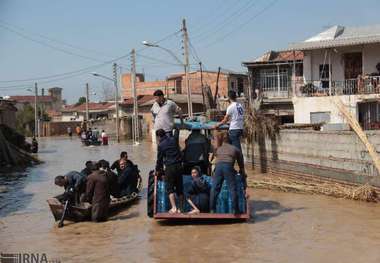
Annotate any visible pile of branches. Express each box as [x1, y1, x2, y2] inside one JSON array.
[[247, 173, 379, 202]]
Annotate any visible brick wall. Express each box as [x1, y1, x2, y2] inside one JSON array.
[[122, 74, 175, 99]]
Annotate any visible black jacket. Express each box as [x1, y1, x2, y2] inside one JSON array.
[[156, 135, 182, 171]]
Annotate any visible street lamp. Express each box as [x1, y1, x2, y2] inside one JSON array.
[[91, 65, 120, 143], [142, 40, 193, 117]]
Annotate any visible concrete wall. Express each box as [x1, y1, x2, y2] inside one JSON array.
[[247, 129, 380, 187], [363, 43, 380, 74], [293, 93, 380, 124]]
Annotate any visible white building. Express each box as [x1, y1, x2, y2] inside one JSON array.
[[287, 25, 380, 129]]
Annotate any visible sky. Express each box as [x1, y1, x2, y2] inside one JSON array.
[[0, 0, 380, 103]]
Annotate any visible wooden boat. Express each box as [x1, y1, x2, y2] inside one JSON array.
[[47, 174, 142, 222]]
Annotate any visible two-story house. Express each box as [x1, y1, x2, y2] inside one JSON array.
[[286, 25, 380, 129]]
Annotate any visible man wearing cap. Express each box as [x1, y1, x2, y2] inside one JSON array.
[[151, 89, 183, 137]]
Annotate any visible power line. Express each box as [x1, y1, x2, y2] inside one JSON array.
[[0, 30, 181, 84], [0, 23, 106, 63], [202, 0, 279, 48], [0, 19, 113, 58], [192, 0, 259, 41]]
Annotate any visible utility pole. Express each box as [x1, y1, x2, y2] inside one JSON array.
[[182, 18, 193, 118], [113, 63, 120, 143], [85, 83, 90, 128], [34, 82, 38, 138], [199, 62, 206, 113], [131, 49, 139, 144]]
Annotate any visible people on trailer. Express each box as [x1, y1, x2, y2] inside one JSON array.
[[54, 171, 86, 204], [185, 166, 210, 214], [111, 151, 128, 175], [155, 129, 184, 214], [214, 90, 244, 154], [86, 128, 92, 140], [151, 89, 184, 138], [92, 128, 99, 140], [118, 158, 139, 196], [80, 161, 96, 177], [101, 130, 108, 145], [209, 131, 246, 214], [97, 159, 120, 198], [84, 164, 110, 222], [81, 131, 87, 140], [67, 127, 73, 137], [183, 129, 211, 174], [75, 125, 82, 136]]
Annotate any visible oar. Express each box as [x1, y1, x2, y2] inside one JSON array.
[[58, 200, 69, 228]]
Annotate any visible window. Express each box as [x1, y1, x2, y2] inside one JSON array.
[[237, 77, 244, 96], [259, 68, 289, 92], [310, 112, 331, 124], [295, 64, 303, 77], [319, 64, 330, 89]]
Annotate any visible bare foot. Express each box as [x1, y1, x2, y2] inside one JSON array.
[[169, 207, 177, 214], [188, 209, 200, 215]]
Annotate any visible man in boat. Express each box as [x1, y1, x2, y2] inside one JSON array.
[[183, 129, 211, 174], [213, 90, 244, 154], [118, 158, 139, 196], [156, 128, 184, 213], [54, 171, 86, 204], [84, 165, 110, 222], [151, 89, 184, 138], [209, 131, 246, 214], [80, 161, 96, 177], [111, 151, 128, 175], [97, 159, 120, 198]]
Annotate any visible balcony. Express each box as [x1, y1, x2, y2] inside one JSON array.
[[296, 77, 380, 97]]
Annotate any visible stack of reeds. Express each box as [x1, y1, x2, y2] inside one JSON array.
[[247, 173, 379, 202]]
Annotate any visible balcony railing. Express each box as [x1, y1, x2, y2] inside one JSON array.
[[296, 77, 380, 97]]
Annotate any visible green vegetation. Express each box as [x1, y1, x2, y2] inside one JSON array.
[[76, 96, 86, 106]]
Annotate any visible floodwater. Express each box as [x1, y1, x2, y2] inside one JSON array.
[[1, 137, 380, 263]]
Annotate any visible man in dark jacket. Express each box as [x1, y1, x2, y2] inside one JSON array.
[[85, 168, 110, 222], [111, 151, 128, 175], [98, 159, 120, 198], [80, 161, 96, 177], [156, 129, 183, 214], [118, 158, 139, 196]]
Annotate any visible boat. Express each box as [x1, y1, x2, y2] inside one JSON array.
[[81, 139, 102, 146], [47, 174, 142, 222], [146, 119, 250, 221]]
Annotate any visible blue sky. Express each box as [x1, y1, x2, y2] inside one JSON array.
[[0, 0, 379, 103]]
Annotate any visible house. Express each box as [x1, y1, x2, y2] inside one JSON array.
[[167, 70, 248, 98], [10, 87, 63, 112], [121, 70, 249, 102], [242, 50, 304, 123], [286, 25, 380, 129], [61, 102, 114, 122], [0, 99, 18, 129], [122, 73, 176, 99]]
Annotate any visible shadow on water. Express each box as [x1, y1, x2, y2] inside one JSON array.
[[0, 171, 34, 217], [249, 199, 305, 224]]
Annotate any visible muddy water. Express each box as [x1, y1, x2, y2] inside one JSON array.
[[1, 137, 380, 263]]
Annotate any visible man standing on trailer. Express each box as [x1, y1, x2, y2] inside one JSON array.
[[151, 89, 184, 137], [214, 90, 244, 154]]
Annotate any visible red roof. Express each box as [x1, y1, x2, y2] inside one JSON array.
[[121, 95, 155, 106], [63, 102, 114, 112], [9, 95, 54, 103], [243, 50, 304, 65]]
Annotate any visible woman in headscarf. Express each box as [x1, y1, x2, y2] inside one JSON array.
[[186, 166, 210, 214]]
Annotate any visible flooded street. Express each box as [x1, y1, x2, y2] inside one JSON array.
[[1, 137, 380, 263]]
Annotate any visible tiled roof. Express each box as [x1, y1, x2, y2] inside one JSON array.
[[287, 24, 380, 51], [9, 95, 54, 103], [63, 102, 114, 112], [243, 50, 304, 65], [121, 95, 156, 107]]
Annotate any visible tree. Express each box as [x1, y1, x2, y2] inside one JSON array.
[[76, 96, 87, 106], [16, 104, 35, 136]]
